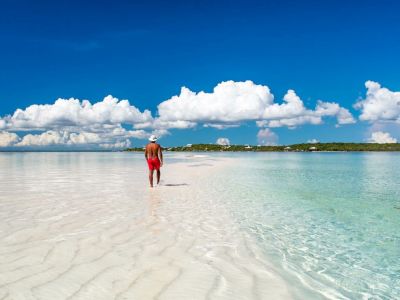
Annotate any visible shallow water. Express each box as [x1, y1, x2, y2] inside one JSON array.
[[0, 152, 399, 299], [211, 152, 400, 299], [0, 152, 291, 299]]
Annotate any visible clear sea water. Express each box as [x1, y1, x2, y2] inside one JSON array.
[[209, 152, 400, 299], [0, 152, 399, 299]]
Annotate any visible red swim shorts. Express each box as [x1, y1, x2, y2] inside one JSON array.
[[147, 157, 161, 170]]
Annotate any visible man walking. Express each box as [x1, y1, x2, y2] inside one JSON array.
[[145, 135, 163, 187]]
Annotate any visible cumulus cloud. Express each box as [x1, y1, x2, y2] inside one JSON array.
[[151, 120, 196, 130], [157, 81, 273, 124], [0, 127, 149, 148], [257, 128, 278, 146], [315, 101, 356, 125], [1, 95, 152, 131], [261, 89, 306, 120], [0, 131, 20, 147], [151, 129, 170, 139], [15, 130, 102, 147], [0, 96, 156, 148], [100, 139, 132, 149], [367, 131, 397, 144], [0, 80, 357, 149], [257, 115, 322, 128], [102, 126, 148, 140], [68, 132, 101, 145], [155, 81, 354, 130], [259, 90, 355, 128], [216, 138, 230, 146], [16, 131, 67, 146], [355, 81, 400, 123]]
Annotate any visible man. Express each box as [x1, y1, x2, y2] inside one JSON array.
[[144, 135, 163, 187]]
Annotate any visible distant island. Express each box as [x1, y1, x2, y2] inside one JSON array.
[[125, 143, 400, 152]]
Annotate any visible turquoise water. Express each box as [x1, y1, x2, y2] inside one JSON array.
[[212, 153, 400, 299]]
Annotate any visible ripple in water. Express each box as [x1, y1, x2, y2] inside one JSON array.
[[209, 152, 400, 299]]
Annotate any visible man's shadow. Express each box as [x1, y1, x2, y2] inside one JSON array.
[[163, 183, 189, 187]]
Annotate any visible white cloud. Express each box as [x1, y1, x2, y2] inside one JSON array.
[[2, 95, 152, 131], [0, 127, 149, 148], [157, 80, 273, 125], [15, 130, 103, 147], [367, 131, 397, 144], [261, 89, 306, 120], [258, 115, 322, 128], [151, 129, 170, 139], [0, 131, 20, 147], [16, 131, 69, 146], [259, 90, 355, 128], [155, 81, 354, 130], [216, 138, 230, 146], [151, 120, 197, 130], [104, 126, 148, 140], [315, 101, 355, 125], [355, 81, 400, 123], [100, 139, 132, 149], [307, 138, 320, 144], [0, 95, 156, 148], [0, 80, 358, 149], [257, 128, 278, 146], [67, 132, 101, 145]]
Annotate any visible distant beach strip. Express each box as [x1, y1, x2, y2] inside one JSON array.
[[126, 142, 400, 152]]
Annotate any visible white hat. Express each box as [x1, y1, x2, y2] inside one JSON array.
[[148, 135, 157, 142]]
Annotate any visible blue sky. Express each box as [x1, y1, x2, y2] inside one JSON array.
[[1, 0, 400, 149]]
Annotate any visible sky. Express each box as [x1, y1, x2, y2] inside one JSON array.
[[1, 0, 400, 149]]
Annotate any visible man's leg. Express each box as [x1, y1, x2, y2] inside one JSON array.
[[156, 169, 161, 185], [149, 169, 154, 187]]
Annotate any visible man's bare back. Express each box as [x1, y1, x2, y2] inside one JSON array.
[[144, 135, 163, 187], [145, 143, 161, 158]]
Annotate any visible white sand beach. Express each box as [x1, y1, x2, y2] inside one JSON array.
[[0, 153, 292, 300]]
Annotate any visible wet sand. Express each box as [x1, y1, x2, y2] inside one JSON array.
[[0, 153, 292, 299]]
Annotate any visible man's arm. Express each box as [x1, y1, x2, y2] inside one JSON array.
[[144, 145, 148, 160], [158, 145, 163, 166]]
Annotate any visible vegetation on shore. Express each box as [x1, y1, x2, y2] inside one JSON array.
[[125, 143, 400, 152]]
